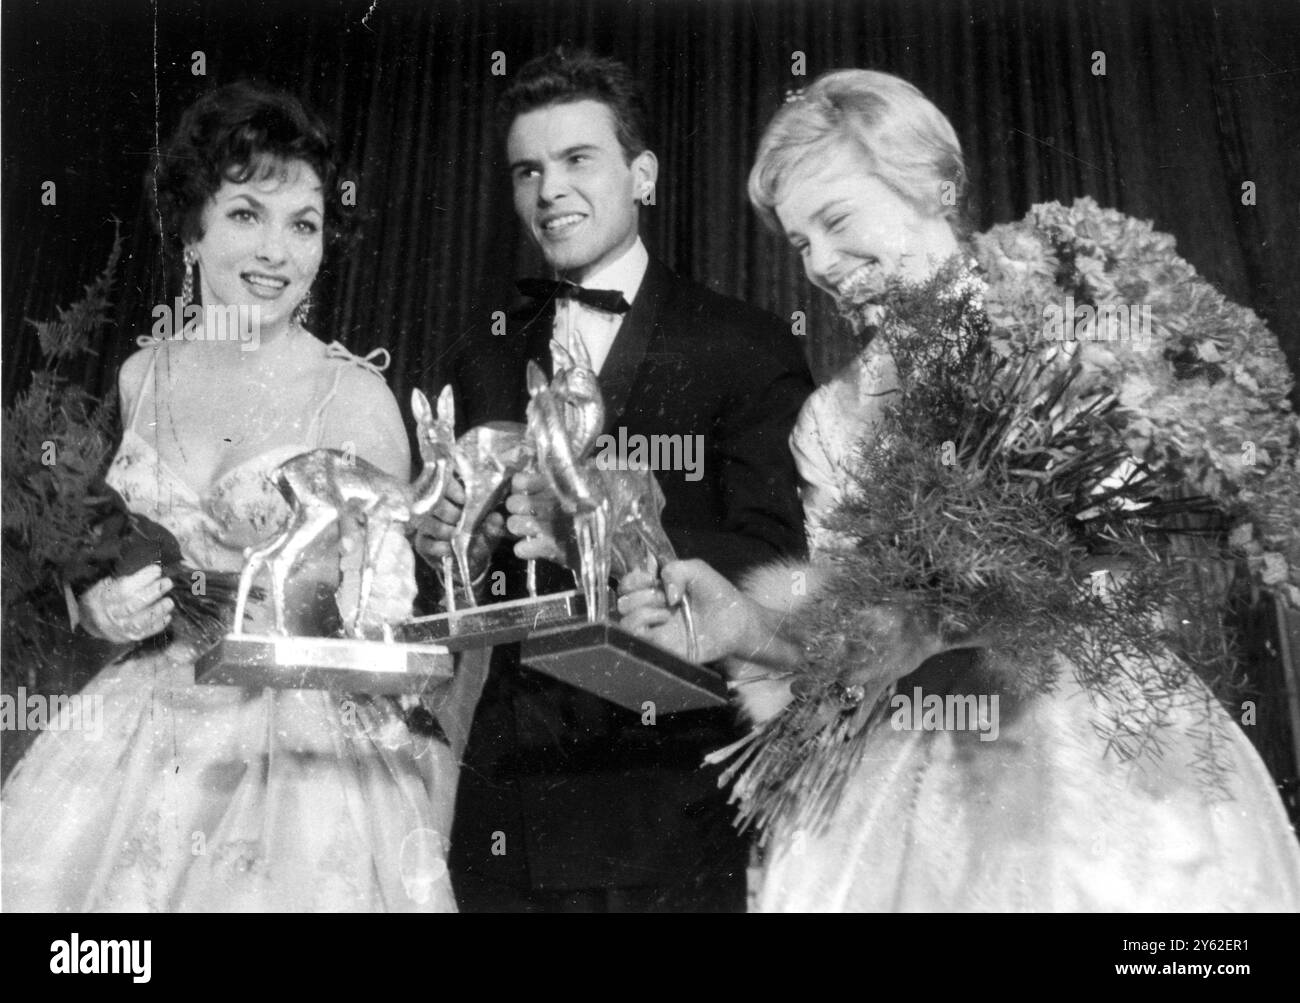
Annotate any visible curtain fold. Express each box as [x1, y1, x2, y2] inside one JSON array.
[[4, 0, 1299, 868], [4, 0, 1297, 404]]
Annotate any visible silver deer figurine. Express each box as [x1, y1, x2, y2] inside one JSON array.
[[526, 339, 697, 659], [439, 421, 532, 611], [233, 386, 458, 638]]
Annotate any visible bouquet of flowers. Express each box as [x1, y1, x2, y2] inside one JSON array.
[[3, 229, 124, 696], [714, 198, 1300, 841], [2, 226, 254, 699], [61, 481, 254, 651]]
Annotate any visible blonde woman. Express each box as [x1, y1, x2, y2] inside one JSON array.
[[620, 70, 1300, 912]]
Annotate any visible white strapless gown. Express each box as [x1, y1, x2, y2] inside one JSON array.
[[748, 336, 1300, 912]]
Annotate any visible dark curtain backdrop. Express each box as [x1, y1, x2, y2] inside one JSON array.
[[5, 0, 1300, 895], [4, 0, 1299, 408]]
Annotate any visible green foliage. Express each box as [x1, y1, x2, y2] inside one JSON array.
[[2, 225, 123, 695], [28, 227, 122, 363]]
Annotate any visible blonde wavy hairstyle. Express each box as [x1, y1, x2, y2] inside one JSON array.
[[748, 70, 967, 234]]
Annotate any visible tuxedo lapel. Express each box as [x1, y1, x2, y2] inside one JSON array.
[[596, 256, 668, 434]]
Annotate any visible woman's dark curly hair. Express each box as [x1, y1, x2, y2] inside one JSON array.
[[152, 81, 350, 252]]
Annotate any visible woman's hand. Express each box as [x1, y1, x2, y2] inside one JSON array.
[[617, 559, 796, 667], [78, 564, 174, 643], [506, 470, 576, 568]]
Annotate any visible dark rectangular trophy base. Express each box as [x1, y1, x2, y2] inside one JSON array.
[[196, 635, 454, 695], [521, 622, 729, 715], [396, 589, 588, 651]]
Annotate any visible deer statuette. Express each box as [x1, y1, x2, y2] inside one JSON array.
[[233, 386, 457, 638], [526, 339, 697, 660], [439, 421, 532, 612]]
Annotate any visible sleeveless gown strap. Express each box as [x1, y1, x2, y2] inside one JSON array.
[[124, 341, 164, 435], [323, 340, 391, 376], [308, 342, 393, 446]]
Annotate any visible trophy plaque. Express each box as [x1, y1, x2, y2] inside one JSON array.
[[521, 619, 728, 714], [397, 588, 589, 651], [506, 338, 728, 715], [398, 584, 728, 714], [196, 634, 454, 696]]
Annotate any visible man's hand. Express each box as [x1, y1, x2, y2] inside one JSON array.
[[412, 476, 507, 579], [505, 470, 576, 568]]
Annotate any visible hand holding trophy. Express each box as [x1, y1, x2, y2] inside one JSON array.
[[205, 334, 724, 710], [398, 403, 588, 648], [512, 339, 718, 714], [524, 338, 698, 660], [402, 337, 723, 715], [411, 475, 508, 602], [434, 421, 531, 611]]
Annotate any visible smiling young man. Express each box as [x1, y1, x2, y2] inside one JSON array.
[[510, 97, 654, 286], [444, 49, 812, 913]]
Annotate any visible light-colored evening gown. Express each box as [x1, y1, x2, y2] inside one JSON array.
[[1, 344, 487, 912], [744, 333, 1300, 912]]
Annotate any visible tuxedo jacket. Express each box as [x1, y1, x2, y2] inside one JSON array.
[[454, 254, 812, 582], [448, 255, 811, 908]]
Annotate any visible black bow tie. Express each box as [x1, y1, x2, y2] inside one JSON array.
[[517, 278, 631, 314]]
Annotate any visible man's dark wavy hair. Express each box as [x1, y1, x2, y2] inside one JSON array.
[[151, 81, 349, 251], [498, 48, 650, 162]]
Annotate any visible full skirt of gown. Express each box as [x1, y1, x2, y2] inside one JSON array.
[[2, 355, 486, 912], [748, 646, 1300, 912], [750, 332, 1300, 911]]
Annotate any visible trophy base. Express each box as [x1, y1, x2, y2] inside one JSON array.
[[521, 621, 729, 715], [196, 634, 454, 695], [396, 589, 588, 651]]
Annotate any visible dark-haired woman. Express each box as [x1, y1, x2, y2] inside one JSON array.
[[1, 83, 479, 912]]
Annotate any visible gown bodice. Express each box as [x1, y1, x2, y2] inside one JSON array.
[[107, 428, 307, 574], [790, 333, 899, 552]]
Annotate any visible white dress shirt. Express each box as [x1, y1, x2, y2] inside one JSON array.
[[551, 237, 649, 376]]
